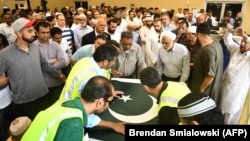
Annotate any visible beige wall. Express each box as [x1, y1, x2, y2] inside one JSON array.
[[0, 0, 204, 15], [242, 0, 250, 34], [0, 0, 73, 11], [0, 0, 249, 33], [88, 0, 204, 11]]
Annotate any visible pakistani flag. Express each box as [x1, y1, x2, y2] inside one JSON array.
[[88, 78, 158, 141]]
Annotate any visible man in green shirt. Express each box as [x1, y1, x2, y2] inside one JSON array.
[[22, 76, 117, 141]]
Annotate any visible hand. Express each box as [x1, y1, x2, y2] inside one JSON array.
[[49, 58, 58, 64], [114, 90, 124, 98], [226, 23, 233, 30], [111, 70, 123, 78], [59, 74, 66, 82], [0, 73, 9, 86], [235, 27, 247, 39], [112, 122, 126, 135]]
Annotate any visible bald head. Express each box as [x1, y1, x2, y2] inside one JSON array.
[[96, 17, 107, 34]]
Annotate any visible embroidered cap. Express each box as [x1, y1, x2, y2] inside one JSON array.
[[177, 93, 216, 117]]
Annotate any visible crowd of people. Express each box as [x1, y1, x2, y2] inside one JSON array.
[[0, 2, 249, 141]]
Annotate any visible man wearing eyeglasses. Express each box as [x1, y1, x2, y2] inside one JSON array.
[[22, 76, 118, 141]]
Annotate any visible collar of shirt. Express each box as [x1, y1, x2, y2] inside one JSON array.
[[36, 39, 52, 47], [157, 82, 168, 104], [90, 57, 103, 75], [244, 51, 250, 56], [165, 43, 176, 52]]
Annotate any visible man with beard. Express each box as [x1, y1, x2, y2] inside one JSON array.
[[156, 30, 190, 82], [0, 18, 66, 121], [106, 19, 120, 43], [73, 14, 93, 50], [143, 17, 163, 67], [188, 23, 223, 105]]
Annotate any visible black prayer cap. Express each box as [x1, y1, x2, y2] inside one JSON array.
[[196, 23, 211, 35]]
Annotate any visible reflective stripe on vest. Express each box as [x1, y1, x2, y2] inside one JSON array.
[[64, 67, 97, 99], [158, 81, 191, 111], [21, 100, 84, 141], [39, 112, 83, 141]]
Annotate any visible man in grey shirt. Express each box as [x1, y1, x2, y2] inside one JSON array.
[[111, 31, 147, 78], [34, 21, 66, 104], [0, 18, 65, 120], [156, 31, 190, 82]]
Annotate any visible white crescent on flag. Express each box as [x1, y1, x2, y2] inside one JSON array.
[[108, 95, 158, 123]]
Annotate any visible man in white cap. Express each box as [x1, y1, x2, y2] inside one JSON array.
[[183, 26, 201, 85], [183, 26, 201, 67], [73, 13, 93, 50], [139, 15, 154, 59], [0, 18, 65, 120], [142, 17, 163, 67], [156, 30, 190, 82], [177, 92, 224, 125]]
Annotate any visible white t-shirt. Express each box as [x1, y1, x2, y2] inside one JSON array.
[[0, 85, 12, 109]]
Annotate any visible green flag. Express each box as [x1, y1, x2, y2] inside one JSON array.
[[88, 78, 158, 141]]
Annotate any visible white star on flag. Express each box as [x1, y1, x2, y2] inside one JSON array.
[[119, 95, 132, 102]]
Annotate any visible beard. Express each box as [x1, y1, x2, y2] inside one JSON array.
[[155, 28, 161, 33], [22, 35, 36, 43], [108, 28, 115, 34]]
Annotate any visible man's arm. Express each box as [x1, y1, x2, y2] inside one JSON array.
[[98, 119, 126, 135], [200, 75, 214, 93]]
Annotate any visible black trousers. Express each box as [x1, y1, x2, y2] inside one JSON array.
[[161, 74, 181, 82]]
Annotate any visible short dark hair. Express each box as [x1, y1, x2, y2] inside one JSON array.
[[81, 76, 113, 102], [35, 21, 50, 32], [107, 40, 120, 49], [46, 15, 55, 22], [93, 43, 119, 62], [139, 67, 162, 88], [121, 31, 133, 39], [50, 27, 62, 37], [107, 18, 118, 26], [95, 33, 109, 41]]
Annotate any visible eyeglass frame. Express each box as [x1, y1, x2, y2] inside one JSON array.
[[104, 98, 115, 105]]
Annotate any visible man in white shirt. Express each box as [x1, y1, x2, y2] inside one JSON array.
[[0, 13, 16, 44], [220, 24, 250, 124]]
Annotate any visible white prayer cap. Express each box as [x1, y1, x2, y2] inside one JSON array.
[[160, 30, 176, 41], [78, 7, 84, 11], [78, 14, 86, 19], [91, 5, 96, 9], [144, 16, 153, 21], [127, 21, 136, 27], [161, 8, 167, 12], [187, 26, 197, 34], [9, 116, 32, 136], [196, 13, 202, 18]]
